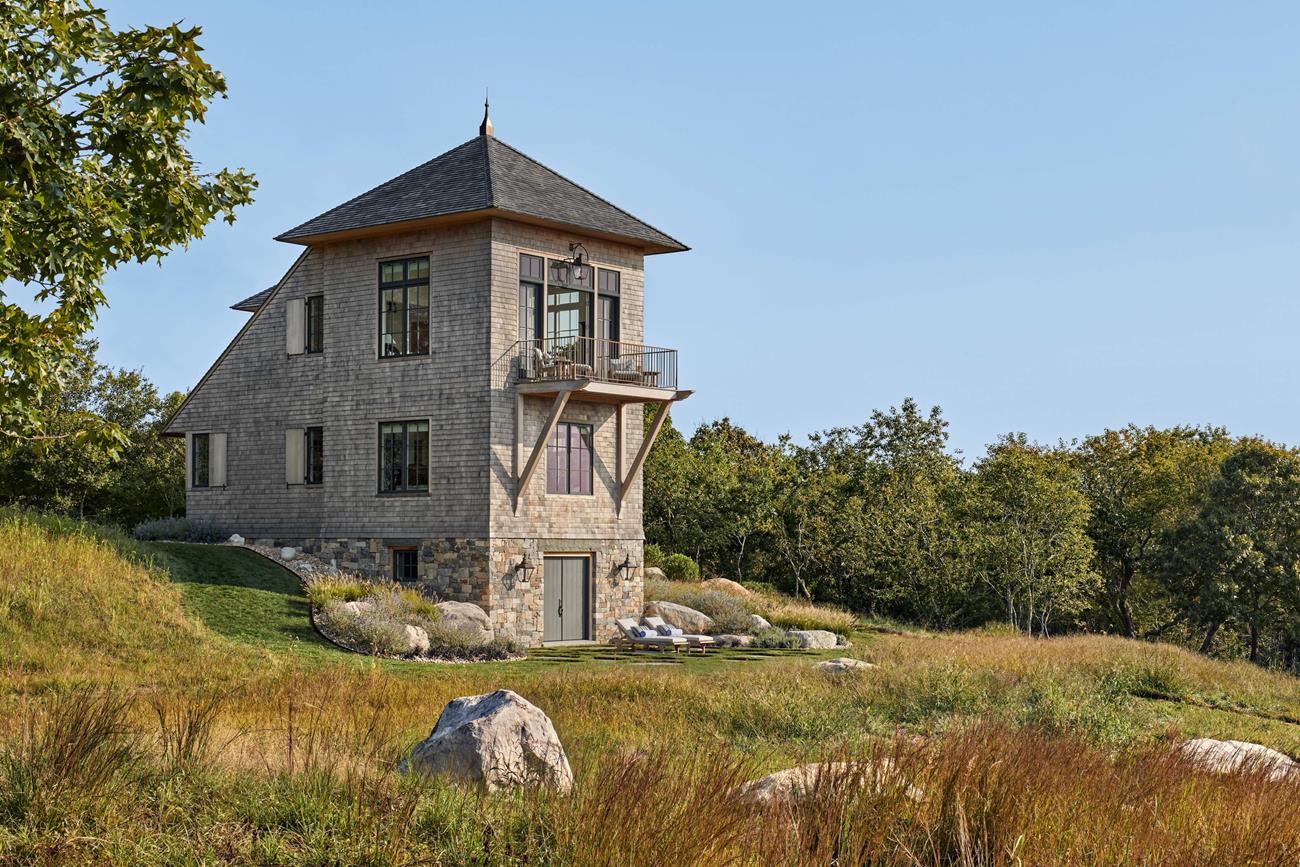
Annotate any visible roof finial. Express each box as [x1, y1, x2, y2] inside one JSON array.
[[479, 89, 493, 137]]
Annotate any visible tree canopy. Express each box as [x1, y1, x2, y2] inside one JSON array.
[[0, 1, 255, 450]]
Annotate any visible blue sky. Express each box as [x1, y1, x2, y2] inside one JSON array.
[[85, 1, 1300, 458]]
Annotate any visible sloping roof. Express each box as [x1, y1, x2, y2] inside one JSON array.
[[275, 135, 687, 253], [230, 286, 276, 312]]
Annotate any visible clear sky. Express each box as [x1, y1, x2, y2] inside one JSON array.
[[85, 1, 1300, 459]]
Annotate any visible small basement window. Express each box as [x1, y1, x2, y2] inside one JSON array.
[[392, 548, 419, 581]]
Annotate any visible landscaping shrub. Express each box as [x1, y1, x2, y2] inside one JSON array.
[[662, 553, 699, 581], [318, 597, 413, 657], [304, 574, 380, 608], [131, 516, 224, 543], [752, 628, 802, 649], [646, 577, 753, 633], [643, 543, 664, 568]]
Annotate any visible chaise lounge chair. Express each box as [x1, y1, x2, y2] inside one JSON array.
[[614, 617, 687, 653], [642, 615, 715, 654]]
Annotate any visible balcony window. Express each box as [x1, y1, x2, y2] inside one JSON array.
[[547, 422, 593, 495], [379, 257, 429, 357]]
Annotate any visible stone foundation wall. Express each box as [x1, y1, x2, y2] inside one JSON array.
[[251, 535, 643, 647]]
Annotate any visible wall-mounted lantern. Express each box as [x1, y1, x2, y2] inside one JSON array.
[[615, 552, 638, 584], [514, 551, 537, 584], [549, 242, 591, 287]]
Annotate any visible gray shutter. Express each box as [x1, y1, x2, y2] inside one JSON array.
[[286, 299, 305, 355], [185, 434, 193, 490], [210, 432, 227, 487], [285, 428, 304, 485]]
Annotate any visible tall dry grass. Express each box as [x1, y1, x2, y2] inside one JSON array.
[[2, 685, 1298, 865]]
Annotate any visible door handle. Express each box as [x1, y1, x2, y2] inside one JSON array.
[[558, 602, 564, 617]]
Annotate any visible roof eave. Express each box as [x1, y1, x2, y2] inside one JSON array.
[[274, 206, 688, 254]]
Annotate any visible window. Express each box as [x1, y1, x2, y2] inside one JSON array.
[[392, 548, 419, 581], [597, 269, 620, 344], [305, 426, 324, 485], [192, 432, 210, 488], [547, 422, 593, 495], [305, 295, 324, 353], [379, 420, 429, 492], [519, 254, 543, 344], [379, 257, 430, 357]]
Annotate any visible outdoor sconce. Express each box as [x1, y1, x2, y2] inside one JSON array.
[[615, 553, 638, 584], [551, 242, 591, 286], [514, 552, 537, 584]]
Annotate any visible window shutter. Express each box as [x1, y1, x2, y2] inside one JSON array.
[[185, 434, 193, 491], [285, 428, 304, 485], [210, 432, 227, 487], [286, 299, 305, 355]]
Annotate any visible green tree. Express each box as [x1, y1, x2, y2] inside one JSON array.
[[811, 400, 971, 622], [0, 1, 255, 449], [1074, 425, 1231, 637], [969, 435, 1098, 636], [1156, 441, 1300, 662], [687, 419, 782, 581], [0, 340, 183, 525]]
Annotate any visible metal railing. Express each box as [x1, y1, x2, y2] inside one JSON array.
[[514, 336, 678, 390]]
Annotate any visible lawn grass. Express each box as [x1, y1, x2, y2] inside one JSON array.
[[4, 517, 1300, 864], [144, 543, 339, 660]]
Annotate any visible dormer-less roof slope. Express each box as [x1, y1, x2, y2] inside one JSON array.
[[230, 286, 275, 312], [274, 135, 688, 254]]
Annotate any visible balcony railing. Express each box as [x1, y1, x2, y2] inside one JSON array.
[[515, 337, 678, 390]]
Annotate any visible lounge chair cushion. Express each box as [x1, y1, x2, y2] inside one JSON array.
[[655, 624, 683, 637], [630, 625, 655, 639]]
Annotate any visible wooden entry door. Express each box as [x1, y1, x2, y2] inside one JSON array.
[[543, 556, 590, 642]]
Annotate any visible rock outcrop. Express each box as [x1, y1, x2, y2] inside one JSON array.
[[403, 689, 573, 792], [644, 600, 715, 634], [434, 601, 494, 644], [1177, 738, 1299, 782], [816, 657, 877, 674], [785, 629, 838, 649]]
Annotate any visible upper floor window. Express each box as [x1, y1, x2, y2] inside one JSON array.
[[597, 269, 620, 344], [192, 432, 210, 488], [547, 422, 593, 495], [519, 254, 543, 344], [379, 420, 429, 493], [305, 295, 324, 353], [379, 257, 429, 357]]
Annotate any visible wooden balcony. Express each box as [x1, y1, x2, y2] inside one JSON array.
[[513, 337, 685, 404]]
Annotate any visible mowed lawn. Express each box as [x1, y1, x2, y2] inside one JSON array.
[[144, 542, 839, 676]]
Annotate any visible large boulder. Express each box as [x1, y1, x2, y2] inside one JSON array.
[[816, 657, 877, 674], [786, 629, 837, 649], [227, 534, 245, 545], [643, 566, 668, 582], [749, 613, 772, 631], [739, 761, 921, 806], [403, 624, 430, 656], [1177, 738, 1299, 782], [702, 577, 751, 597], [714, 634, 754, 648], [403, 689, 573, 792], [645, 600, 714, 634], [339, 599, 374, 617], [434, 601, 494, 645]]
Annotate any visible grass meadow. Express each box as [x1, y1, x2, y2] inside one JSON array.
[[3, 508, 1300, 864]]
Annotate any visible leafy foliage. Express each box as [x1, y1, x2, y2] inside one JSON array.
[[662, 552, 699, 581], [0, 340, 184, 527], [645, 399, 1300, 669], [0, 1, 255, 448]]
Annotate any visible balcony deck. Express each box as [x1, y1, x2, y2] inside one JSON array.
[[512, 337, 689, 405]]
